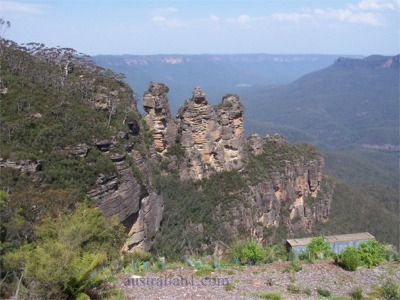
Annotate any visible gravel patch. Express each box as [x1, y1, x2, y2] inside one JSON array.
[[118, 261, 400, 299]]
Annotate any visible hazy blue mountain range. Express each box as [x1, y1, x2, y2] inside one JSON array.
[[93, 54, 342, 113], [242, 54, 400, 150]]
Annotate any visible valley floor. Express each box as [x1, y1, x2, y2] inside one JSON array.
[[117, 260, 400, 299]]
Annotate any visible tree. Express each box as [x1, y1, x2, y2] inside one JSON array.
[[0, 19, 10, 53], [3, 202, 126, 299]]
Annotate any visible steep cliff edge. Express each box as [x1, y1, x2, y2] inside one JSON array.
[[0, 42, 163, 252], [145, 84, 332, 256]]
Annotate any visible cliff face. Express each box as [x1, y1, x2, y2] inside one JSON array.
[[143, 82, 177, 153], [87, 146, 163, 252], [142, 84, 332, 249], [222, 133, 330, 243], [176, 88, 245, 180]]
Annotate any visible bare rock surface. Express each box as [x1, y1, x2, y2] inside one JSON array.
[[143, 82, 177, 153], [176, 88, 245, 180]]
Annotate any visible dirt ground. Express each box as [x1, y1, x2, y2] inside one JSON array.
[[117, 260, 400, 299]]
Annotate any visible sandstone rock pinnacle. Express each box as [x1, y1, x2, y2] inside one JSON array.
[[143, 82, 176, 153]]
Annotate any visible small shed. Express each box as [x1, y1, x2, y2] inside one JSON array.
[[286, 232, 375, 257]]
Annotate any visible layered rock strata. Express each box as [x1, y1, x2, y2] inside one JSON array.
[[143, 82, 177, 153], [176, 88, 245, 180], [215, 133, 330, 244]]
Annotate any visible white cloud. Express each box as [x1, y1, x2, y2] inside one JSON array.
[[209, 14, 220, 22], [152, 16, 167, 23], [272, 13, 312, 22], [313, 9, 325, 15], [0, 0, 44, 14], [271, 1, 390, 27], [151, 7, 179, 16], [226, 14, 252, 24], [151, 16, 186, 28], [150, 7, 186, 28], [353, 0, 396, 11], [330, 9, 382, 25]]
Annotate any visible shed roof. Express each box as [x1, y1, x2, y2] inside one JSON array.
[[287, 232, 375, 247]]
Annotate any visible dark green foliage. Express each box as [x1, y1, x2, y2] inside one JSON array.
[[339, 246, 361, 271], [317, 288, 331, 298], [152, 170, 248, 260], [0, 189, 80, 246], [165, 143, 185, 159], [254, 291, 285, 300], [0, 40, 139, 299], [2, 203, 125, 299], [245, 140, 320, 184], [358, 240, 386, 268], [312, 179, 399, 250], [41, 150, 116, 192], [351, 287, 364, 300], [0, 40, 140, 195]]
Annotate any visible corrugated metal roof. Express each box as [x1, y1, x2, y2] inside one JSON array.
[[287, 232, 375, 247]]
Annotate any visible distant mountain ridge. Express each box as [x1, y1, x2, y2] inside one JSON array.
[[95, 53, 344, 66], [93, 54, 342, 113], [334, 54, 399, 69], [243, 54, 400, 150]]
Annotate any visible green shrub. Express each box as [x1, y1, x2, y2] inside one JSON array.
[[282, 261, 303, 273], [379, 279, 400, 300], [358, 240, 386, 268], [339, 246, 361, 271], [351, 287, 364, 299], [307, 236, 332, 260], [228, 241, 266, 265], [287, 283, 301, 294], [254, 291, 284, 300], [303, 287, 312, 296], [317, 288, 331, 298], [126, 249, 152, 263], [265, 245, 287, 263], [385, 244, 399, 262], [240, 241, 267, 265], [165, 143, 185, 158], [3, 203, 125, 299], [224, 283, 235, 292]]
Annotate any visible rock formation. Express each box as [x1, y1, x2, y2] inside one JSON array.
[[82, 84, 166, 252], [140, 83, 331, 248], [176, 87, 245, 180], [143, 82, 177, 153], [214, 133, 330, 244]]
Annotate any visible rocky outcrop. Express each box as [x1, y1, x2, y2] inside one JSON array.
[[176, 87, 245, 180], [0, 159, 42, 175], [214, 134, 331, 244], [143, 82, 177, 153], [140, 83, 332, 246], [87, 139, 163, 252]]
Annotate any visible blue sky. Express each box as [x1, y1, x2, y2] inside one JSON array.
[[1, 0, 399, 55]]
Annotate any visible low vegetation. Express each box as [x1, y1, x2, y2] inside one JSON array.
[[338, 246, 361, 271], [1, 202, 126, 299]]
